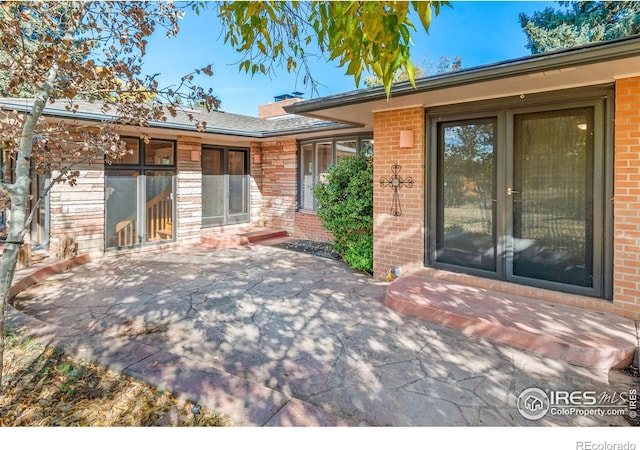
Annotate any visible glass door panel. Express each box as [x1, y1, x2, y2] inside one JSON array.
[[512, 108, 594, 287], [202, 148, 224, 226], [105, 170, 139, 249], [228, 149, 248, 223], [437, 119, 497, 271], [202, 147, 250, 226], [145, 171, 174, 243]]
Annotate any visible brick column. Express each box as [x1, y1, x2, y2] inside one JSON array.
[[176, 136, 202, 243], [373, 107, 425, 279], [261, 139, 297, 234], [49, 164, 105, 257], [613, 76, 640, 319]]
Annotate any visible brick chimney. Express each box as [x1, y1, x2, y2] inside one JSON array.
[[258, 92, 304, 118]]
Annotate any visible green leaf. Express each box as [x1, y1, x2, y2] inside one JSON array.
[[416, 1, 433, 33]]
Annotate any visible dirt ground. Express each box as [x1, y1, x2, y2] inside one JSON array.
[[0, 326, 235, 427]]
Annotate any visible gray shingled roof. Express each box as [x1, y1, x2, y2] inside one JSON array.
[[0, 97, 352, 138]]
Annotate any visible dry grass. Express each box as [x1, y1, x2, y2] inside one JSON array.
[[0, 326, 235, 427]]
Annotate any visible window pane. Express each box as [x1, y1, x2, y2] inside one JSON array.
[[145, 140, 174, 165], [145, 171, 174, 243], [105, 170, 139, 248], [336, 140, 357, 160], [513, 108, 593, 287], [361, 139, 374, 157], [114, 138, 139, 165], [229, 150, 247, 215], [316, 142, 332, 184], [301, 144, 314, 210], [437, 120, 496, 271]]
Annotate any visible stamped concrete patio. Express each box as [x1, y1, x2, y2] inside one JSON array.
[[7, 244, 640, 426]]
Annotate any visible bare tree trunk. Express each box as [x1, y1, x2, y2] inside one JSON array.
[[0, 67, 58, 389]]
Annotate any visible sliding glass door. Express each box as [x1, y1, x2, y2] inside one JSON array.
[[202, 147, 249, 227], [431, 99, 607, 297]]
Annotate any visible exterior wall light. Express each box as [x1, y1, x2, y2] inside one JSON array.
[[399, 130, 414, 148]]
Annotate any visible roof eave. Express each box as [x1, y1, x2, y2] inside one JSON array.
[[285, 35, 640, 114], [0, 100, 348, 138]]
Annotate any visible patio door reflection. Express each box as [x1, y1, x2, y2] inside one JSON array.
[[105, 170, 139, 249], [511, 108, 594, 287], [436, 119, 497, 271], [145, 171, 175, 244], [228, 150, 248, 219]]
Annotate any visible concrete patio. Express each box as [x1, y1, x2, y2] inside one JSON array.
[[6, 243, 640, 426]]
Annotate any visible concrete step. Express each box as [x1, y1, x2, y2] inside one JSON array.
[[239, 228, 288, 244], [200, 228, 288, 249], [386, 274, 638, 369]]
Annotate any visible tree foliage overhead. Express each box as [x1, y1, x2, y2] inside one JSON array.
[[218, 1, 451, 98], [519, 1, 640, 54], [0, 0, 450, 387], [363, 55, 462, 88], [0, 0, 220, 388]]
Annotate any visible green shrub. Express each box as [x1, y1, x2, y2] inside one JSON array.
[[313, 153, 373, 274]]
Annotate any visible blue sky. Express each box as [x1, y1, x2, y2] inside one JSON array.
[[142, 1, 558, 116]]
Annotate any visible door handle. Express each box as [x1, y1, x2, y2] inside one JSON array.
[[507, 187, 520, 196]]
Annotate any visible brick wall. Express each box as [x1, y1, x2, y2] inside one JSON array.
[[49, 166, 105, 257], [176, 136, 202, 244], [613, 75, 640, 319], [295, 211, 332, 242], [373, 107, 425, 279], [260, 139, 297, 234], [258, 98, 302, 118]]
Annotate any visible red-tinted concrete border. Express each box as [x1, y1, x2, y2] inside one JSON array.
[[386, 274, 638, 369], [10, 254, 91, 299]]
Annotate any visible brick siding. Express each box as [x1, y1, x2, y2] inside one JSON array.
[[613, 76, 640, 319], [295, 211, 332, 242], [176, 136, 202, 244], [49, 166, 105, 257], [373, 107, 425, 279], [260, 139, 297, 234]]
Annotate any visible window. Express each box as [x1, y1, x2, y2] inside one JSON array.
[[298, 136, 373, 211], [428, 86, 613, 299], [201, 146, 250, 227], [0, 148, 48, 248], [105, 137, 176, 249]]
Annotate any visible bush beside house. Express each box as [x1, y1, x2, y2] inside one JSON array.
[[313, 153, 373, 274]]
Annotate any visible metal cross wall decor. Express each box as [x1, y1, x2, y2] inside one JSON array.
[[379, 164, 414, 216]]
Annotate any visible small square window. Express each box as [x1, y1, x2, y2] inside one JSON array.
[[115, 138, 140, 164], [145, 140, 174, 165]]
